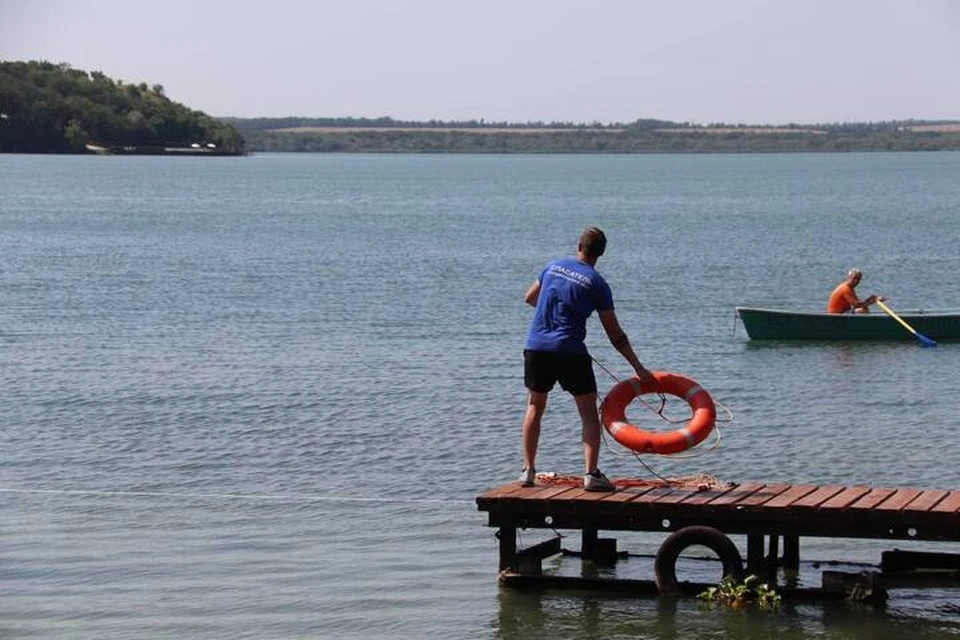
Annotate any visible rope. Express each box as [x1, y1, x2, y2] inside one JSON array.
[[533, 472, 730, 492], [590, 355, 734, 479]]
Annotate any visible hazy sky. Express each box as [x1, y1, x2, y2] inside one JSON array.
[[3, 0, 958, 124]]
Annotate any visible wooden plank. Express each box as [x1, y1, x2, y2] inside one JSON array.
[[703, 482, 766, 506], [567, 489, 615, 503], [517, 536, 562, 562], [873, 488, 924, 511], [500, 572, 661, 596], [512, 486, 547, 497], [526, 485, 579, 500], [613, 480, 670, 491], [904, 490, 950, 513], [627, 485, 686, 504], [601, 484, 661, 503], [931, 491, 960, 513], [557, 487, 613, 502], [552, 487, 587, 500], [651, 485, 705, 504], [680, 482, 739, 505], [820, 486, 872, 510], [882, 549, 960, 572], [476, 487, 530, 509], [477, 483, 527, 500], [849, 487, 898, 510], [736, 483, 792, 507], [789, 485, 846, 508], [762, 484, 819, 509]]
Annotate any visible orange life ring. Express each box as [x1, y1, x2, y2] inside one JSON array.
[[600, 371, 716, 455]]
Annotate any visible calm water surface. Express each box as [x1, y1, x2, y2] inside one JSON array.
[[1, 152, 959, 638]]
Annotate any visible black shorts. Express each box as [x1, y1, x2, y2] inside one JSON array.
[[524, 350, 597, 396]]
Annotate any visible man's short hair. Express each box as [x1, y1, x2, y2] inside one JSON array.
[[847, 268, 862, 280], [580, 226, 607, 259]]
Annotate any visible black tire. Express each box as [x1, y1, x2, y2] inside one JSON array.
[[654, 526, 744, 596]]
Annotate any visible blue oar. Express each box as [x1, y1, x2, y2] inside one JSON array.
[[876, 299, 937, 347]]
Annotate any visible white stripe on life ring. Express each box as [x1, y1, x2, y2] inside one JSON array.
[[683, 385, 702, 401], [609, 421, 629, 435]]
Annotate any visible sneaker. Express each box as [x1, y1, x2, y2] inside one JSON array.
[[583, 469, 615, 492], [518, 468, 536, 487]]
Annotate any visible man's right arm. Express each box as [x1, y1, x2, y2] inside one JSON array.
[[852, 291, 880, 310], [598, 309, 653, 384]]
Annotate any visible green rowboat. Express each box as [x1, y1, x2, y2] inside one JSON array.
[[736, 306, 960, 341]]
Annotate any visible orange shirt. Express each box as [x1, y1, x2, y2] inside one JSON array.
[[827, 282, 857, 313]]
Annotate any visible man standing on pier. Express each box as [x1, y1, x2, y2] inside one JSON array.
[[518, 226, 653, 491]]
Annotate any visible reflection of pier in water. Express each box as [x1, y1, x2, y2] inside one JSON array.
[[477, 477, 960, 604]]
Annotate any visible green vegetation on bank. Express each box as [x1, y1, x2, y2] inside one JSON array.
[[227, 116, 960, 154], [3, 59, 958, 155], [0, 60, 244, 154]]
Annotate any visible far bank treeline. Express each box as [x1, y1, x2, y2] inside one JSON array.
[[4, 60, 959, 155], [227, 117, 960, 154], [0, 61, 244, 154]]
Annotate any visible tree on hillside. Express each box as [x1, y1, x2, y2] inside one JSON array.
[[0, 60, 245, 154]]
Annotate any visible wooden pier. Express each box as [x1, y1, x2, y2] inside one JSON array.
[[476, 477, 960, 602]]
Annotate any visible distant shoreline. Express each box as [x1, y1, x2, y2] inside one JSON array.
[[266, 125, 832, 135], [270, 126, 623, 134], [233, 121, 960, 154], [260, 123, 960, 135]]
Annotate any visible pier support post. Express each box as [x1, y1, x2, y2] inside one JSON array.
[[498, 527, 517, 572], [748, 533, 796, 583], [593, 538, 619, 567], [766, 534, 780, 582], [783, 535, 800, 571], [747, 533, 764, 575], [582, 528, 598, 558]]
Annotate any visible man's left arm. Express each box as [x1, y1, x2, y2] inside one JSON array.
[[524, 280, 541, 307]]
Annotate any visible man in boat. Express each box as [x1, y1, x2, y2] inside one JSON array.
[[518, 226, 653, 491], [827, 268, 884, 314]]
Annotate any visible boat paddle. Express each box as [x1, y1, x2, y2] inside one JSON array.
[[875, 299, 937, 347]]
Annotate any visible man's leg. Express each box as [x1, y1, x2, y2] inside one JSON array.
[[574, 392, 601, 473], [522, 390, 548, 471]]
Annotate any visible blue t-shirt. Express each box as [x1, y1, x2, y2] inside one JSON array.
[[524, 257, 614, 354]]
